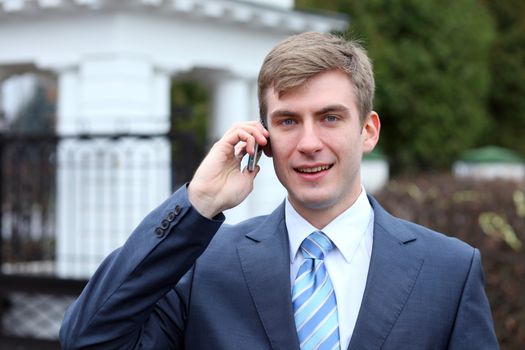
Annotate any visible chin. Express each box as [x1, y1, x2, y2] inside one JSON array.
[[293, 194, 337, 211]]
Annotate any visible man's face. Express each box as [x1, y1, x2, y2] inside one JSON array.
[[265, 69, 380, 228]]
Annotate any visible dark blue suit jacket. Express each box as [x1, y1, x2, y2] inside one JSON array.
[[60, 186, 499, 349]]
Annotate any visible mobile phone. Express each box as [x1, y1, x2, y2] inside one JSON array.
[[247, 143, 262, 172]]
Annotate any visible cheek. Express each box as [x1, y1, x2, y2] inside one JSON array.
[[327, 134, 355, 153], [272, 149, 292, 170], [269, 136, 295, 158]]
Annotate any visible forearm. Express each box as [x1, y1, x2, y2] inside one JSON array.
[[60, 185, 224, 349]]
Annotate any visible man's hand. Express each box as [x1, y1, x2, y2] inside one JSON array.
[[188, 122, 269, 219]]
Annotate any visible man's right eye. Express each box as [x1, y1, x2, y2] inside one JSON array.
[[281, 119, 296, 126]]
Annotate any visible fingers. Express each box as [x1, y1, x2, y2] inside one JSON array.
[[234, 141, 247, 159], [223, 122, 269, 156]]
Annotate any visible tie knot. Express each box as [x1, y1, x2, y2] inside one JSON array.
[[300, 231, 333, 260]]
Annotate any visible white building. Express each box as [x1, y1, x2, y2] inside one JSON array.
[[0, 0, 348, 279]]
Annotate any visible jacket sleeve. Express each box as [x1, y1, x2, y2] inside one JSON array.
[[448, 249, 499, 349], [59, 185, 225, 349]]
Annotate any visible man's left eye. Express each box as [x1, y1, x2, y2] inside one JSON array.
[[325, 115, 338, 122]]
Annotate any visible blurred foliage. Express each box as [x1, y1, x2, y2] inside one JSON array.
[[170, 80, 209, 185], [478, 0, 525, 156], [375, 174, 525, 349], [11, 83, 56, 133], [170, 80, 209, 145], [297, 0, 496, 173]]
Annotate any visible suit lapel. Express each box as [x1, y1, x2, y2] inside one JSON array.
[[348, 196, 424, 350], [237, 203, 300, 350]]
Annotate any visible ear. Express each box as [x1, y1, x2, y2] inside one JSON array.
[[260, 117, 272, 157], [263, 139, 273, 157], [362, 111, 381, 153]]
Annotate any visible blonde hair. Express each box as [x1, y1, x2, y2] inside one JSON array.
[[258, 32, 375, 124]]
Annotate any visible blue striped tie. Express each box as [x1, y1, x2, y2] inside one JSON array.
[[292, 231, 340, 350]]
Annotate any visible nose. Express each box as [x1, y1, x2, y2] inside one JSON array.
[[296, 121, 323, 154]]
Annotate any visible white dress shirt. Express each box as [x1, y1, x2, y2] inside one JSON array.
[[286, 188, 374, 349]]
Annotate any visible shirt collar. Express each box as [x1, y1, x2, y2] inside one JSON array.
[[286, 187, 373, 264]]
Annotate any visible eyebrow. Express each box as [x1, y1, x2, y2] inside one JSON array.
[[269, 109, 298, 119], [270, 104, 350, 119], [316, 104, 350, 115]]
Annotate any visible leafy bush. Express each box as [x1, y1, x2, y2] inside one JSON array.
[[375, 173, 525, 349], [479, 0, 525, 157]]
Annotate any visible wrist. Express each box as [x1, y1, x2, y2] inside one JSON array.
[[188, 182, 221, 219]]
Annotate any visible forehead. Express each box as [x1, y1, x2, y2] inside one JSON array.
[[265, 70, 358, 115]]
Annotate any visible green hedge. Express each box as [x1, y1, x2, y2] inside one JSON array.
[[375, 173, 525, 349]]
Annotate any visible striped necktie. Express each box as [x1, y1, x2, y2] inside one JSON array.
[[292, 230, 340, 350]]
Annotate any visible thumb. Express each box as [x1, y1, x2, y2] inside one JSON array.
[[243, 164, 261, 178]]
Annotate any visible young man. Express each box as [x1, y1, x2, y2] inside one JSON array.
[[60, 32, 498, 349]]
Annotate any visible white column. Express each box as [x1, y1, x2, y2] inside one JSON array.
[[210, 75, 251, 140], [210, 75, 251, 223], [211, 76, 285, 223], [55, 56, 172, 278], [57, 56, 170, 134]]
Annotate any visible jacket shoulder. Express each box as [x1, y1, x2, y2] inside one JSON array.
[[399, 217, 474, 257]]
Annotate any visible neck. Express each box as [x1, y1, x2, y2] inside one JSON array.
[[289, 189, 362, 229]]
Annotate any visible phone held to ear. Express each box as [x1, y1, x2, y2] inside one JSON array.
[[247, 119, 268, 172], [247, 143, 262, 172]]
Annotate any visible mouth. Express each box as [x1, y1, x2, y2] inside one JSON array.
[[295, 164, 333, 174]]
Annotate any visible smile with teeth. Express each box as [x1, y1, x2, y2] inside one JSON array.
[[296, 164, 332, 173]]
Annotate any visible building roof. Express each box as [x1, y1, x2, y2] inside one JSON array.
[[459, 146, 524, 164], [0, 0, 348, 33]]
